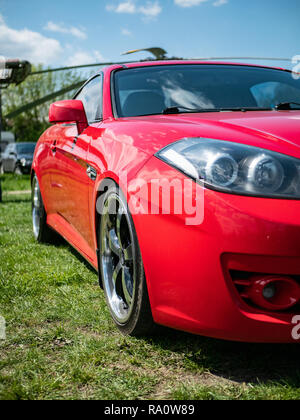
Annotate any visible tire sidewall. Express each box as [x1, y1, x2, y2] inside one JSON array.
[[98, 183, 147, 335], [32, 175, 46, 242]]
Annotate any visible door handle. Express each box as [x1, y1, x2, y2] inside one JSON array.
[[71, 136, 78, 151]]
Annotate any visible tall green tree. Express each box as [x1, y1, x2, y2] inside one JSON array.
[[2, 64, 86, 143]]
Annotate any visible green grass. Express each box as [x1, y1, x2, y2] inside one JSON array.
[[0, 177, 300, 400], [0, 173, 31, 192]]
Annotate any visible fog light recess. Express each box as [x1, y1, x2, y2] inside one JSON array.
[[244, 275, 300, 311]]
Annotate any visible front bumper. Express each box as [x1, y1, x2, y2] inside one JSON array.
[[130, 156, 300, 343]]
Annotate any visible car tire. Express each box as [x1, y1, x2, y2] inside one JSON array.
[[32, 174, 55, 243], [98, 182, 156, 336], [0, 163, 4, 175]]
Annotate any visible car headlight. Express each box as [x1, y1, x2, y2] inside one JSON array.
[[156, 138, 300, 199], [20, 158, 27, 166]]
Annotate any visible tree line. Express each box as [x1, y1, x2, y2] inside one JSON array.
[[2, 65, 88, 143]]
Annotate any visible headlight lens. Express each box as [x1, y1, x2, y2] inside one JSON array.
[[156, 138, 300, 199], [20, 158, 27, 166]]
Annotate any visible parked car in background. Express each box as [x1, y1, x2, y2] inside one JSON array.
[[0, 142, 36, 174]]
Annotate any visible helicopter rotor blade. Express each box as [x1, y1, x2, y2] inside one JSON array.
[[192, 56, 291, 62], [122, 47, 167, 60], [28, 56, 292, 76], [29, 61, 132, 76], [4, 80, 85, 119]]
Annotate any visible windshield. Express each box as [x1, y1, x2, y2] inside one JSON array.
[[113, 64, 300, 117], [16, 143, 36, 155]]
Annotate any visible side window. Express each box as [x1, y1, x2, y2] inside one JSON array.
[[75, 75, 103, 123]]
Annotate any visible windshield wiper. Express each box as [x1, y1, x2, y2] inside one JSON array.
[[163, 106, 271, 115], [275, 102, 300, 110], [217, 107, 272, 112], [163, 107, 217, 115]]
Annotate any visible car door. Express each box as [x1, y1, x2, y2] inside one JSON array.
[[50, 75, 103, 249]]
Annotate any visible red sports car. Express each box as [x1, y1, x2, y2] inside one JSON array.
[[32, 61, 300, 342]]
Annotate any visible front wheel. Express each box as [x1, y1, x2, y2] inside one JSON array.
[[98, 183, 155, 336]]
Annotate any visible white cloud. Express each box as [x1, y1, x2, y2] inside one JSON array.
[[0, 14, 63, 65], [0, 14, 107, 68], [67, 50, 107, 66], [107, 1, 162, 18], [44, 21, 87, 40], [107, 1, 136, 13], [174, 0, 228, 6], [174, 0, 208, 7], [213, 0, 228, 6], [139, 2, 162, 16], [121, 28, 132, 36]]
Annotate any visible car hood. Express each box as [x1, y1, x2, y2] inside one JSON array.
[[190, 110, 300, 145], [127, 110, 300, 159]]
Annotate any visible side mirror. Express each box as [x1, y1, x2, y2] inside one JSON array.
[[49, 100, 88, 134]]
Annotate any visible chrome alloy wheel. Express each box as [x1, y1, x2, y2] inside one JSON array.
[[32, 177, 41, 239], [100, 192, 136, 324]]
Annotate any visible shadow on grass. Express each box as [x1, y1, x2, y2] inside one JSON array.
[[68, 245, 98, 276], [53, 235, 98, 276], [146, 327, 300, 386]]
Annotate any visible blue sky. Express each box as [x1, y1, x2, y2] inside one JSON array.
[[0, 0, 299, 69]]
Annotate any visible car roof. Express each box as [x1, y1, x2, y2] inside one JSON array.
[[106, 60, 290, 73]]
